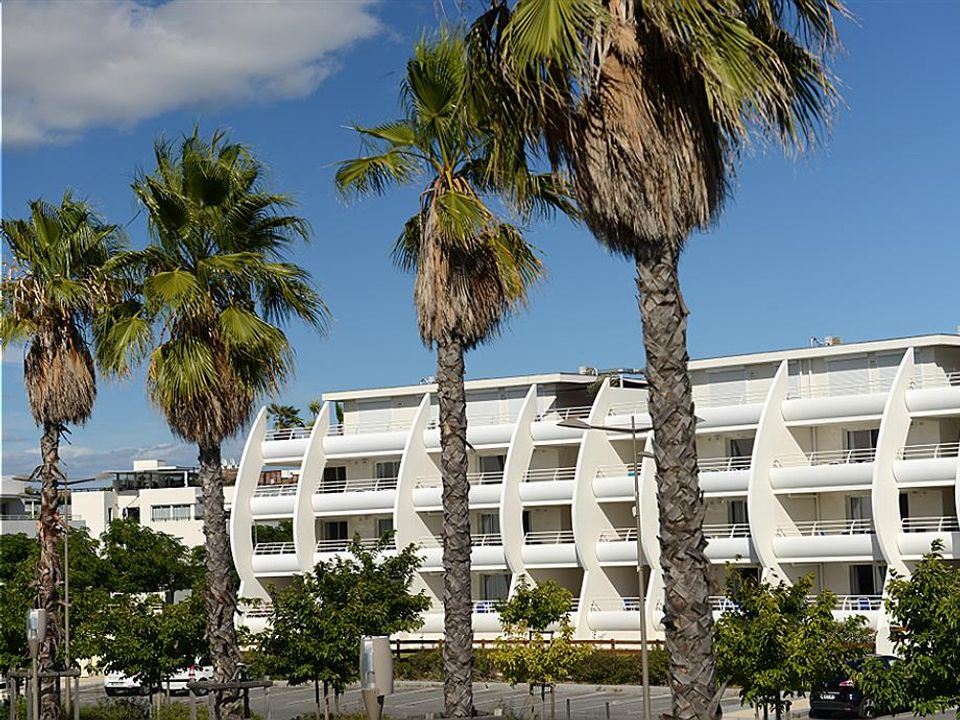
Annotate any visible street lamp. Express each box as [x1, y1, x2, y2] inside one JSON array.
[[559, 415, 655, 720]]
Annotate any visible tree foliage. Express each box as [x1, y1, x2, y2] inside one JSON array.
[[856, 545, 960, 715], [253, 539, 429, 701], [493, 577, 589, 688], [267, 404, 304, 429], [714, 573, 872, 719], [100, 519, 203, 593]]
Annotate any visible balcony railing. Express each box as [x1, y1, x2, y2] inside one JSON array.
[[590, 597, 642, 612], [253, 483, 298, 498], [702, 523, 751, 539], [327, 419, 410, 436], [523, 467, 576, 482], [317, 476, 398, 493], [595, 464, 638, 479], [830, 595, 883, 612], [776, 518, 874, 537], [524, 530, 576, 545], [691, 389, 770, 408], [316, 537, 397, 552], [897, 442, 960, 460], [785, 378, 894, 400], [265, 427, 311, 441], [699, 456, 752, 472], [607, 400, 650, 417], [598, 527, 639, 542], [535, 405, 594, 422], [427, 411, 517, 429], [472, 600, 502, 614], [253, 541, 296, 555], [242, 605, 273, 619], [774, 447, 876, 467], [419, 533, 504, 547], [709, 596, 739, 613], [901, 516, 960, 533], [416, 471, 504, 488], [910, 370, 960, 389]]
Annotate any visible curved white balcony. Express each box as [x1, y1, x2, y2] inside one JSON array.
[[587, 597, 643, 632], [592, 465, 637, 502], [262, 426, 311, 460], [893, 443, 959, 487], [420, 602, 505, 634], [521, 530, 578, 567], [312, 476, 397, 516], [899, 516, 959, 558], [325, 420, 409, 457], [703, 523, 753, 562], [773, 519, 877, 561], [595, 528, 640, 565], [708, 594, 882, 624], [782, 379, 891, 423], [770, 449, 875, 493], [411, 472, 503, 511], [250, 483, 298, 517], [532, 405, 592, 443], [691, 390, 767, 428], [418, 534, 507, 572], [698, 456, 752, 495], [251, 542, 300, 575], [424, 412, 516, 450], [906, 371, 960, 414], [314, 536, 397, 563], [239, 605, 272, 634], [519, 467, 576, 505]]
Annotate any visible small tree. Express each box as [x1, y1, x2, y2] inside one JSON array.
[[856, 543, 960, 715], [267, 404, 305, 430], [100, 519, 203, 594], [254, 538, 429, 720], [493, 577, 589, 718], [714, 573, 872, 719]]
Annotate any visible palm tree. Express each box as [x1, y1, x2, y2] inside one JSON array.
[[100, 129, 328, 720], [0, 194, 126, 720], [468, 2, 845, 718], [267, 403, 305, 429], [335, 32, 570, 718]]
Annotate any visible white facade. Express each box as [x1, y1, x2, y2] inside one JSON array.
[[230, 335, 960, 649]]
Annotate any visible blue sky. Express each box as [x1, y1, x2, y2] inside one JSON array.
[[3, 0, 959, 479]]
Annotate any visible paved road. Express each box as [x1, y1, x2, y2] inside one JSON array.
[[74, 678, 959, 720]]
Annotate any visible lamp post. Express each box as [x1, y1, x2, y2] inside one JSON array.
[[558, 416, 655, 720]]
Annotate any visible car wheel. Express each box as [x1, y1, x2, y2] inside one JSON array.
[[857, 698, 876, 718]]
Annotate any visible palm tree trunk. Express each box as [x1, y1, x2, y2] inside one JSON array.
[[198, 443, 243, 720], [437, 338, 474, 719], [635, 249, 719, 720], [37, 420, 63, 720]]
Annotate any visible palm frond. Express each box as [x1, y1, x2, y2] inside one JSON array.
[[334, 150, 421, 200]]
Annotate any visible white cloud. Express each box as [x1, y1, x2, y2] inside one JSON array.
[[3, 0, 382, 146]]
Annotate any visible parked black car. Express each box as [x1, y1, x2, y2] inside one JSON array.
[[809, 655, 898, 718]]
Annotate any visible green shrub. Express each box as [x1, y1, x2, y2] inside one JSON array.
[[79, 699, 149, 720], [394, 649, 497, 682], [569, 648, 670, 686]]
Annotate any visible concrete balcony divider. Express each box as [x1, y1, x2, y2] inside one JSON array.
[[231, 407, 268, 599]]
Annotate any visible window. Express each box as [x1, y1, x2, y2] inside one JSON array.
[[728, 500, 748, 526], [375, 460, 401, 480], [477, 513, 500, 536], [478, 455, 506, 478], [846, 429, 879, 450], [151, 504, 192, 522], [480, 574, 510, 601], [850, 564, 883, 596], [847, 495, 872, 521], [728, 437, 754, 465], [322, 466, 346, 493], [376, 517, 394, 538], [323, 521, 348, 541]]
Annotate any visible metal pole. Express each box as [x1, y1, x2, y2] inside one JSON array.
[[632, 416, 652, 720], [8, 675, 16, 720], [32, 657, 40, 720], [73, 677, 80, 720], [64, 519, 71, 720]]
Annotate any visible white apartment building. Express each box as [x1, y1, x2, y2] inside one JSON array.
[[229, 334, 960, 652]]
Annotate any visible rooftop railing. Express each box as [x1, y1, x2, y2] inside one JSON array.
[[702, 523, 751, 539], [909, 370, 960, 389], [598, 527, 638, 543], [253, 483, 298, 498], [785, 377, 894, 400], [774, 447, 876, 467], [265, 427, 311, 441], [253, 541, 296, 555], [523, 529, 576, 545], [901, 516, 960, 533], [776, 518, 874, 536], [897, 442, 960, 460], [699, 456, 752, 472], [415, 471, 504, 488], [590, 597, 642, 612], [534, 405, 593, 422], [317, 476, 398, 494], [523, 467, 576, 483]]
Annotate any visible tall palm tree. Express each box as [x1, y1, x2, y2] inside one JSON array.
[[267, 403, 305, 429], [468, 2, 845, 718], [335, 32, 570, 718], [1, 194, 126, 720], [99, 129, 328, 720]]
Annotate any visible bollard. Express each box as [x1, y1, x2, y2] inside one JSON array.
[[73, 677, 80, 720], [264, 682, 271, 720], [605, 701, 611, 720], [565, 698, 570, 720], [8, 677, 16, 720]]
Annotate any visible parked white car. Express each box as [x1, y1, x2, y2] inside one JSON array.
[[166, 664, 214, 695], [104, 671, 150, 696]]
